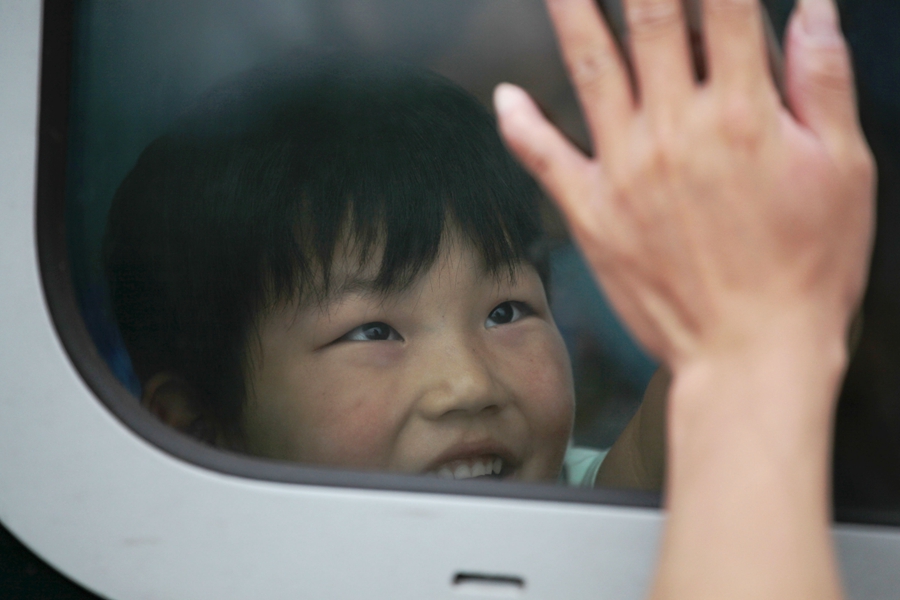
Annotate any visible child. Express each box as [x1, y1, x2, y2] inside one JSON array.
[[104, 52, 613, 485]]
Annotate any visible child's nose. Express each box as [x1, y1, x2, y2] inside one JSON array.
[[416, 340, 507, 420]]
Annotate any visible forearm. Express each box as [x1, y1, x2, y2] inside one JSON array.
[[651, 322, 847, 600]]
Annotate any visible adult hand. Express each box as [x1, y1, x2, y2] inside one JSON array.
[[495, 0, 874, 374]]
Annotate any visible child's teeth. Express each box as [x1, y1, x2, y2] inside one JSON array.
[[431, 457, 505, 479]]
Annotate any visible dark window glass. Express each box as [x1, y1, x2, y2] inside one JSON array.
[[41, 0, 900, 521]]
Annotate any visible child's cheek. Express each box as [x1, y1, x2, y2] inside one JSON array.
[[532, 343, 576, 435], [298, 358, 408, 469], [528, 339, 575, 480], [493, 323, 575, 427]]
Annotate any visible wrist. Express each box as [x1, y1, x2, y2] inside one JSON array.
[[666, 311, 847, 484], [670, 305, 849, 412]]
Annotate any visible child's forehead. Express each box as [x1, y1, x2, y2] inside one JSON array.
[[334, 234, 522, 292], [292, 233, 531, 310]]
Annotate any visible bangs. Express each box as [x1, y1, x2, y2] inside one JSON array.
[[247, 56, 546, 305]]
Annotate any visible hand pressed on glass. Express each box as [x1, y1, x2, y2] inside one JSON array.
[[495, 0, 873, 372]]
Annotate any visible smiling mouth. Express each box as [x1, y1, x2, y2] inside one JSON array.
[[427, 455, 509, 480]]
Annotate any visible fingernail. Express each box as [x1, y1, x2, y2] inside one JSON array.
[[800, 0, 841, 42], [493, 83, 526, 116]]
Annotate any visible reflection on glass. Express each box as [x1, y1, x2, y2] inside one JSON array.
[[67, 0, 659, 489]]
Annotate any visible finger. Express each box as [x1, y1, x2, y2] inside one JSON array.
[[703, 0, 771, 94], [494, 84, 595, 216], [623, 0, 695, 113], [545, 0, 635, 153], [783, 0, 861, 151]]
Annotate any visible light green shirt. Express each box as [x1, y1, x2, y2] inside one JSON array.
[[561, 446, 608, 488]]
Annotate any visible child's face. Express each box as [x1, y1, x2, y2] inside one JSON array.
[[240, 236, 574, 482]]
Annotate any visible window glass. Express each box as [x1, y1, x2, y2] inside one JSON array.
[[65, 0, 657, 490], [58, 0, 900, 514]]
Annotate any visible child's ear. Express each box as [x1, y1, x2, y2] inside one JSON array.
[[142, 372, 220, 445]]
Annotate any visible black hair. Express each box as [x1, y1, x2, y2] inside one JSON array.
[[103, 51, 546, 427]]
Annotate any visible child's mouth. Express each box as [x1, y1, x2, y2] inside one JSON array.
[[427, 455, 509, 480]]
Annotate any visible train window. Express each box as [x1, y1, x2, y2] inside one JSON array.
[[45, 0, 661, 501], [37, 0, 900, 518]]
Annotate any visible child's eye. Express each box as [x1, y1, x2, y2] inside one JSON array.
[[341, 322, 403, 342], [485, 302, 531, 328]]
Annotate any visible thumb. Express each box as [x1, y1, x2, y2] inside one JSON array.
[[784, 0, 860, 151]]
